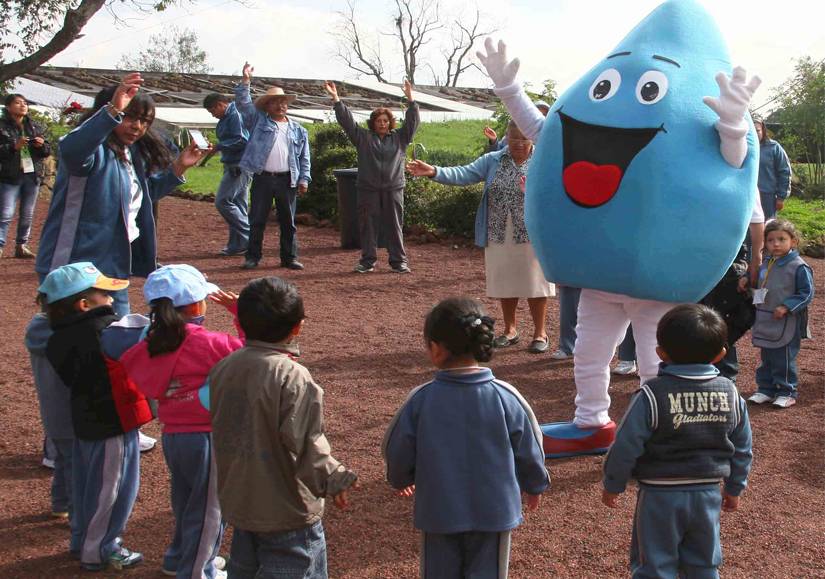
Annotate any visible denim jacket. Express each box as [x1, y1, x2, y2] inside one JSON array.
[[233, 84, 310, 188], [215, 101, 248, 166], [432, 148, 508, 247]]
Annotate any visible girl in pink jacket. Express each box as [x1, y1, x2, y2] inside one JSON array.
[[121, 264, 242, 579]]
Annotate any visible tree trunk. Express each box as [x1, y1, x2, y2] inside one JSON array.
[[0, 0, 107, 84]]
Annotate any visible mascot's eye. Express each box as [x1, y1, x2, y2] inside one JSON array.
[[635, 71, 668, 104], [589, 69, 621, 102]]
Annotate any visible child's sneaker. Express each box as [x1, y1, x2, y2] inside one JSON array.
[[138, 431, 156, 452], [81, 546, 143, 571], [747, 392, 775, 404], [612, 360, 637, 375], [772, 396, 796, 408], [550, 349, 572, 360]]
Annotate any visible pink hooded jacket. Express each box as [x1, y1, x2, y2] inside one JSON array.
[[121, 323, 243, 434]]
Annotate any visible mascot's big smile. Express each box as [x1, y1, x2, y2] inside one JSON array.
[[560, 111, 663, 207]]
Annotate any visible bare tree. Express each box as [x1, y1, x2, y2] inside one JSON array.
[[392, 0, 442, 85], [333, 0, 495, 87], [443, 8, 497, 87], [334, 0, 387, 83]]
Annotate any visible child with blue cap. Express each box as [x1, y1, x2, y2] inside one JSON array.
[[38, 262, 151, 571], [120, 264, 243, 579]]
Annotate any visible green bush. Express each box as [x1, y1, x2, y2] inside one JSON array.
[[405, 177, 482, 238], [300, 125, 357, 219]]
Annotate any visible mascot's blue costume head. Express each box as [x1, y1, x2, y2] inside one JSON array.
[[526, 0, 757, 302]]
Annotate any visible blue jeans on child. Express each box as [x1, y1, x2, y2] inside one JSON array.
[[228, 521, 327, 579], [755, 333, 801, 398], [216, 165, 250, 252], [161, 432, 225, 579], [631, 484, 722, 579], [0, 173, 39, 248]]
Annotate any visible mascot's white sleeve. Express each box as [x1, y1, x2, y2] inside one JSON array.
[[493, 82, 545, 142]]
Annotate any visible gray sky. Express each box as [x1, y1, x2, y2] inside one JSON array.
[[47, 0, 825, 111]]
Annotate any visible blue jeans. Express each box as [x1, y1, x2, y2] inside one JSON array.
[[557, 286, 581, 354], [755, 333, 801, 398], [216, 166, 250, 252], [228, 521, 327, 579], [618, 326, 636, 362], [247, 173, 298, 264], [0, 173, 39, 248]]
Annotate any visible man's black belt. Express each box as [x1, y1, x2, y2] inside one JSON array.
[[258, 170, 290, 177]]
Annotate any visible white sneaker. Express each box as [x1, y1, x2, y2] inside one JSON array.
[[550, 349, 572, 360], [612, 360, 637, 375], [41, 457, 55, 469], [747, 392, 775, 404], [772, 396, 796, 408], [138, 431, 156, 452]]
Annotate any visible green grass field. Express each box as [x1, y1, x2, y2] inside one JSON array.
[[779, 197, 825, 243]]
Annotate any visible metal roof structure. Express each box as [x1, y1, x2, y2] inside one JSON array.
[[18, 66, 497, 128]]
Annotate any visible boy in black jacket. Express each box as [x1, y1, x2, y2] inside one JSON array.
[[39, 262, 152, 571]]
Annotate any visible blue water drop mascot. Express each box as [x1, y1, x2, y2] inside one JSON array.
[[477, 0, 761, 457]]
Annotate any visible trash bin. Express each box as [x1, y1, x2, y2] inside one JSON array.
[[334, 168, 360, 249], [334, 168, 386, 250]]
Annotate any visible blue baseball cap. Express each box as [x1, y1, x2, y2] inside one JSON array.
[[143, 264, 219, 307], [38, 262, 129, 304]]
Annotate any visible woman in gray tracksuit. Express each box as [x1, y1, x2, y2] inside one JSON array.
[[325, 80, 420, 274]]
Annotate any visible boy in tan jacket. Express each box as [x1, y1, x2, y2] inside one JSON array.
[[209, 276, 357, 578]]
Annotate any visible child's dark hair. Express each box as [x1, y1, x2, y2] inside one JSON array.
[[764, 219, 800, 242], [238, 277, 305, 343], [424, 297, 495, 363], [37, 288, 106, 326], [146, 298, 188, 357], [657, 304, 728, 364]]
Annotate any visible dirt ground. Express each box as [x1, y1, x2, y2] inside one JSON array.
[[1, 196, 823, 578]]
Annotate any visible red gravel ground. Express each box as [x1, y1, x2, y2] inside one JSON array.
[[1, 196, 823, 578]]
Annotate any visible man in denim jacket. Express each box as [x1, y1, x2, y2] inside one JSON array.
[[235, 62, 311, 270]]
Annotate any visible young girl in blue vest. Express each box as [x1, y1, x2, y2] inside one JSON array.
[[748, 220, 814, 408], [383, 297, 549, 578], [120, 264, 244, 579]]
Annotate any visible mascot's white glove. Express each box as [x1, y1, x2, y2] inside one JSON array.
[[703, 67, 761, 169], [476, 37, 544, 141], [476, 38, 520, 88]]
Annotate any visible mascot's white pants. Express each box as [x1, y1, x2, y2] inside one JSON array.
[[573, 289, 676, 428]]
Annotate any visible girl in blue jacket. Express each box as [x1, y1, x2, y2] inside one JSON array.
[[36, 73, 205, 316], [383, 297, 550, 578]]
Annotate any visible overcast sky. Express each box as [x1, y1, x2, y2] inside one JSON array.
[[46, 0, 824, 111]]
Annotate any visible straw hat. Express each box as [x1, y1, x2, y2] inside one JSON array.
[[255, 86, 297, 109]]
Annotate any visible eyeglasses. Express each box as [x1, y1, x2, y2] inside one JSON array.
[[124, 114, 153, 127]]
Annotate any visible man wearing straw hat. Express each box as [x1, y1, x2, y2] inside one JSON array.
[[234, 62, 311, 270]]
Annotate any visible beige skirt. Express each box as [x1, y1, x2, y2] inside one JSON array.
[[484, 217, 555, 299]]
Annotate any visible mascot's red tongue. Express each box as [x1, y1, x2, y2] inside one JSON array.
[[562, 161, 622, 207]]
